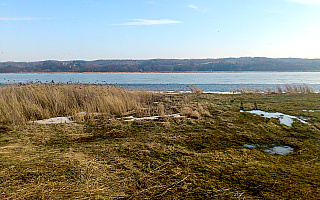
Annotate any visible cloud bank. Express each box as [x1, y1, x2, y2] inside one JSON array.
[[114, 19, 182, 26]]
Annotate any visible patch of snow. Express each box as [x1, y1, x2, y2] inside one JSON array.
[[32, 117, 73, 124], [122, 113, 183, 121], [203, 91, 241, 94], [77, 111, 102, 116], [243, 110, 308, 127], [302, 110, 320, 112], [151, 91, 240, 95]]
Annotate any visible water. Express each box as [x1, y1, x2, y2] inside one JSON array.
[[263, 146, 294, 155], [242, 110, 308, 126], [1, 72, 320, 92], [244, 143, 294, 155], [244, 144, 257, 148]]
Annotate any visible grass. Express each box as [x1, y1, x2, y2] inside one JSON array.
[[1, 84, 320, 199], [239, 84, 314, 94], [0, 84, 161, 124]]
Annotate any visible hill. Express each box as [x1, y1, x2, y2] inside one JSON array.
[[1, 57, 320, 73]]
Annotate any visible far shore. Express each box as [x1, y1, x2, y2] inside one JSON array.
[[1, 70, 320, 75]]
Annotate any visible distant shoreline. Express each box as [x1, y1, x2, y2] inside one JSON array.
[[1, 70, 320, 75]]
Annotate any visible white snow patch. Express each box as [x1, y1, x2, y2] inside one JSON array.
[[32, 117, 73, 124], [76, 111, 102, 116], [302, 110, 320, 112], [151, 91, 240, 95], [203, 91, 241, 94], [121, 113, 183, 121], [242, 110, 308, 126]]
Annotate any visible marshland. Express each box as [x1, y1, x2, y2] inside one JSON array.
[[0, 83, 319, 199]]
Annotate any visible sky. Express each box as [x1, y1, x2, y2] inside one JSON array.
[[0, 0, 320, 61]]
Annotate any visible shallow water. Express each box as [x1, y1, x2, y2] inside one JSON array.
[[244, 144, 257, 148], [244, 143, 294, 155], [1, 72, 320, 92], [263, 146, 294, 155], [242, 110, 308, 126]]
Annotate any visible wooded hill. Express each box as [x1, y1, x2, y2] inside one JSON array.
[[1, 57, 320, 73]]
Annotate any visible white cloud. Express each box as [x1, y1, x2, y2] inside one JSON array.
[[285, 0, 320, 5], [0, 17, 54, 21], [188, 4, 207, 12], [113, 19, 182, 26]]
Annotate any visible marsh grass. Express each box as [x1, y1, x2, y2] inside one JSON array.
[[239, 84, 314, 94], [1, 84, 320, 199], [0, 84, 160, 124], [187, 84, 203, 94]]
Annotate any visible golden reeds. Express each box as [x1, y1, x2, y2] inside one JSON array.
[[0, 84, 152, 124], [187, 85, 203, 94], [239, 84, 314, 94]]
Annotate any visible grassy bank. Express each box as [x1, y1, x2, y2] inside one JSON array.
[[1, 84, 320, 199]]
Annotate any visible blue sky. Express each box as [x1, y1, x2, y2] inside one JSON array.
[[1, 0, 320, 61]]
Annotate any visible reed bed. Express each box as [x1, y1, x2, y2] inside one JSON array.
[[1, 85, 320, 199], [0, 84, 154, 124], [239, 84, 314, 94]]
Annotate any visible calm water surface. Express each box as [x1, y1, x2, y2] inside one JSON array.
[[1, 72, 320, 92]]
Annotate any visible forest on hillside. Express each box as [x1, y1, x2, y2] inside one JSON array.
[[1, 57, 320, 73]]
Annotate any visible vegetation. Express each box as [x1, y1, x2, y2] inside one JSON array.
[[239, 83, 314, 94], [1, 84, 320, 199], [1, 57, 320, 73]]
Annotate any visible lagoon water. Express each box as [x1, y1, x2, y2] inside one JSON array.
[[1, 72, 320, 92]]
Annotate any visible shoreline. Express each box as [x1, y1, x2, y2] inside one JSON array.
[[1, 70, 320, 74]]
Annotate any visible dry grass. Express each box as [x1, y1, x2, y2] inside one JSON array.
[[187, 85, 203, 94], [239, 84, 314, 94], [285, 83, 314, 93], [1, 84, 320, 199], [0, 84, 157, 124]]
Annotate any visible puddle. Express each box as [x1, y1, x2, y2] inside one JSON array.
[[32, 117, 73, 124], [244, 143, 294, 155], [244, 144, 257, 148], [121, 113, 183, 121], [263, 146, 294, 155], [241, 110, 308, 126]]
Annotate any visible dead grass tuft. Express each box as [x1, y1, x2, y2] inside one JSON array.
[[0, 84, 157, 124], [187, 85, 203, 94], [239, 84, 315, 94]]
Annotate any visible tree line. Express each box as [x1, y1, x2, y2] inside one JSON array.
[[1, 57, 320, 73]]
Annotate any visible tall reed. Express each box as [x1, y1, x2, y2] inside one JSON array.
[[239, 84, 314, 94], [0, 84, 152, 124]]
